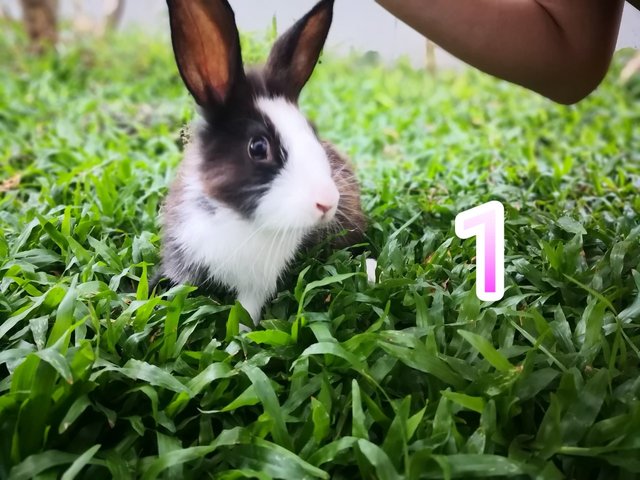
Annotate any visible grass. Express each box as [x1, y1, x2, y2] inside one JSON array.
[[1, 22, 640, 480]]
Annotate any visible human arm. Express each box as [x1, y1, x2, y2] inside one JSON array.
[[375, 0, 625, 104]]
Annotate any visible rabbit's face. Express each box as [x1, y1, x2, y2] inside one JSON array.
[[197, 92, 339, 230], [253, 96, 339, 229]]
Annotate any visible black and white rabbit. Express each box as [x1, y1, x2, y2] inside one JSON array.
[[159, 0, 366, 325]]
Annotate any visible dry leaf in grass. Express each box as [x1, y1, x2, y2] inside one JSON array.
[[0, 174, 22, 192]]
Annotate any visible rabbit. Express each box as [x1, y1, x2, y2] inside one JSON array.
[[157, 0, 367, 326]]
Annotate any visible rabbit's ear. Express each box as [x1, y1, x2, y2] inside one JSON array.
[[264, 0, 334, 101], [166, 0, 245, 109]]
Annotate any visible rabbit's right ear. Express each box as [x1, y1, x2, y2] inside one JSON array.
[[166, 0, 244, 109], [264, 0, 334, 102]]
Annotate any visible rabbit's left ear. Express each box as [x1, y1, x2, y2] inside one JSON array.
[[166, 0, 245, 110], [264, 0, 334, 101]]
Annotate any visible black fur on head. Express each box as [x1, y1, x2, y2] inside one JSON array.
[[166, 0, 335, 217], [197, 72, 288, 218]]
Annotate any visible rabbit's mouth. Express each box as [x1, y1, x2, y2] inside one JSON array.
[[317, 206, 338, 224]]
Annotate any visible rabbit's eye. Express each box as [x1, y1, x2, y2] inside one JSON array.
[[248, 136, 270, 161]]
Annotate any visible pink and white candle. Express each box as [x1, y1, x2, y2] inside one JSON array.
[[455, 201, 505, 301]]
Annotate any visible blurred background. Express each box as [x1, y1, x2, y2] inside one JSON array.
[[3, 0, 640, 69]]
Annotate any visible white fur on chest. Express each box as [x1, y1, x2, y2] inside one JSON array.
[[172, 169, 305, 321], [179, 199, 303, 289]]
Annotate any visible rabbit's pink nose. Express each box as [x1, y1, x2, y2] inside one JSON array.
[[314, 183, 339, 218], [316, 202, 333, 214]]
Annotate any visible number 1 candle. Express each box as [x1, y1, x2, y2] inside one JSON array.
[[455, 201, 505, 301]]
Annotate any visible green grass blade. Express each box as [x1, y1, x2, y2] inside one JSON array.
[[60, 444, 102, 480], [458, 330, 513, 372]]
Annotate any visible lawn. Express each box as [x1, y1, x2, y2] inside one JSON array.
[[1, 23, 640, 480]]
